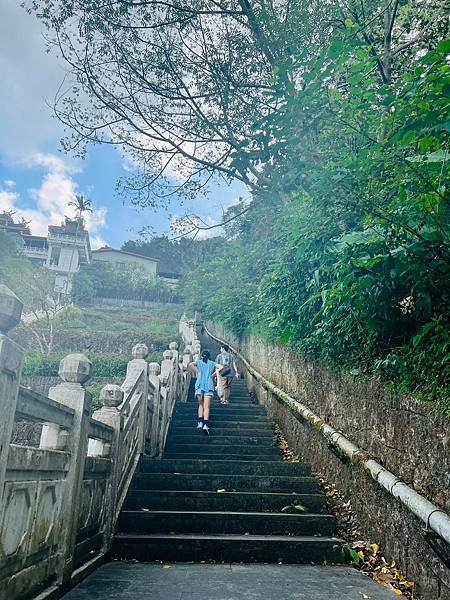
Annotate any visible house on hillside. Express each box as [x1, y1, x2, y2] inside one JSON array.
[[0, 211, 91, 294], [92, 247, 159, 276]]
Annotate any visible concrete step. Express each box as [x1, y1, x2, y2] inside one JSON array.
[[175, 406, 265, 415], [125, 489, 327, 513], [167, 434, 276, 446], [164, 444, 280, 457], [164, 452, 280, 461], [112, 532, 344, 564], [172, 415, 269, 424], [139, 458, 311, 477], [118, 510, 336, 536], [132, 473, 319, 493], [169, 425, 275, 436]]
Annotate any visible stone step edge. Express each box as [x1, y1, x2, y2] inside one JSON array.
[[120, 509, 333, 518], [126, 489, 324, 499], [114, 532, 342, 543], [133, 473, 317, 483]]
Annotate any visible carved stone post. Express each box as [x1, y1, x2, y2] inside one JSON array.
[[92, 384, 124, 550], [0, 285, 23, 517], [148, 363, 161, 456], [169, 341, 179, 400], [125, 344, 149, 454], [48, 353, 92, 587]]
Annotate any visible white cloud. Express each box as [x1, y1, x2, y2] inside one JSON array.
[[0, 153, 107, 240], [25, 152, 80, 175], [90, 235, 107, 250]]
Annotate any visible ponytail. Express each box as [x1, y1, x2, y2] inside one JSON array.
[[201, 349, 210, 364]]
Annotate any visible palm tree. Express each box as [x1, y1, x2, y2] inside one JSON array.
[[68, 194, 93, 223]]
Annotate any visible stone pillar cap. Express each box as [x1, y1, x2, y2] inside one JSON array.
[[148, 362, 161, 375], [100, 384, 124, 408], [59, 353, 92, 384], [132, 343, 149, 359]]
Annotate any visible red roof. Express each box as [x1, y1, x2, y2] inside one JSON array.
[[92, 247, 160, 263]]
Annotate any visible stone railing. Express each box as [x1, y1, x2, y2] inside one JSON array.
[[0, 285, 195, 600]]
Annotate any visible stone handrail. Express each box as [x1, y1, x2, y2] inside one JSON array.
[[0, 285, 196, 600]]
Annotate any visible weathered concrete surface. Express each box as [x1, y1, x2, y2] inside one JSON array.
[[206, 322, 450, 600], [61, 562, 399, 600]]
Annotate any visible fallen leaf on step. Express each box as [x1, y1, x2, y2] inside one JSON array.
[[142, 508, 152, 512], [163, 565, 172, 569], [217, 488, 226, 493]]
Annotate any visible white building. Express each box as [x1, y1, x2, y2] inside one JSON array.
[[0, 212, 91, 294]]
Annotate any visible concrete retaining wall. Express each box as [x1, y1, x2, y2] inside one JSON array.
[[207, 321, 450, 600]]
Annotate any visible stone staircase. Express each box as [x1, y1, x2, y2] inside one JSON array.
[[112, 373, 344, 564]]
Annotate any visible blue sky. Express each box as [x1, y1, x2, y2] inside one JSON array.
[[0, 1, 246, 249]]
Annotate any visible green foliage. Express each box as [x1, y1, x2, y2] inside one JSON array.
[[72, 262, 181, 304], [86, 383, 106, 413], [377, 316, 450, 413], [122, 235, 227, 274], [186, 38, 450, 412], [26, 0, 449, 412], [22, 349, 129, 378], [340, 543, 363, 566], [0, 232, 32, 300], [54, 304, 183, 341]]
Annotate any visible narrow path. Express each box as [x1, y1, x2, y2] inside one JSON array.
[[62, 332, 398, 599]]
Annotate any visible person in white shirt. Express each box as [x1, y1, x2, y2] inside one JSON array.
[[215, 344, 240, 405]]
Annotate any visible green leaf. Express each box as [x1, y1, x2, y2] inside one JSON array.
[[436, 39, 450, 55]]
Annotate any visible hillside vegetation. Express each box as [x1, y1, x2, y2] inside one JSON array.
[[20, 303, 183, 376]]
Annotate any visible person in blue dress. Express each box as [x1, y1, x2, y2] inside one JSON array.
[[189, 349, 223, 435]]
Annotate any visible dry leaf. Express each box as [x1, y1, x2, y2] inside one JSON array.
[[163, 565, 172, 569], [217, 488, 226, 493], [142, 508, 152, 512]]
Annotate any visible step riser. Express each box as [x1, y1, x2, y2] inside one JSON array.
[[169, 428, 274, 437], [112, 537, 343, 564], [164, 453, 278, 461], [167, 436, 276, 446], [164, 445, 280, 456], [176, 407, 264, 414], [125, 491, 326, 513], [118, 513, 336, 536], [172, 416, 269, 423], [132, 474, 319, 494], [139, 459, 310, 476], [170, 424, 274, 432]]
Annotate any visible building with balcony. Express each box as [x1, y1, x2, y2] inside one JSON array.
[[0, 211, 91, 295]]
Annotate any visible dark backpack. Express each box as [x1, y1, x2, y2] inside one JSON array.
[[220, 354, 233, 377]]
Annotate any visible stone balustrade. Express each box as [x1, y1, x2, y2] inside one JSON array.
[[0, 285, 196, 600]]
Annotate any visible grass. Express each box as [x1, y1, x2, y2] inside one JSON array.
[[22, 302, 185, 382], [53, 303, 184, 338]]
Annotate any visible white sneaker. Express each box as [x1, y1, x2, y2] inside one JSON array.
[[202, 424, 210, 435], [197, 422, 203, 429]]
